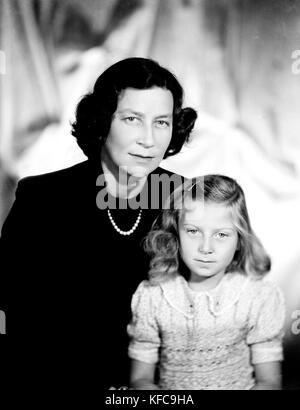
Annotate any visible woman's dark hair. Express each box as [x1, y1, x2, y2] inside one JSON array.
[[71, 57, 197, 160]]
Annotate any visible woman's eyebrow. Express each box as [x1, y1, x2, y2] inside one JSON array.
[[117, 109, 143, 116], [155, 114, 173, 119], [117, 110, 173, 118]]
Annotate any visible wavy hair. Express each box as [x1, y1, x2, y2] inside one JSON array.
[[144, 175, 271, 284], [71, 57, 197, 161]]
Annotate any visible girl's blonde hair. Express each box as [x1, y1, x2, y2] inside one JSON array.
[[144, 174, 271, 284]]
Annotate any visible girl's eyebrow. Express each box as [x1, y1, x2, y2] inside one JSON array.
[[182, 222, 235, 231]]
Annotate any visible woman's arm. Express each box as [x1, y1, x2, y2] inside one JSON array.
[[251, 361, 282, 390], [130, 359, 159, 390]]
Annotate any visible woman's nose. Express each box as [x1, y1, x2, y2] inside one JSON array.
[[137, 125, 155, 148]]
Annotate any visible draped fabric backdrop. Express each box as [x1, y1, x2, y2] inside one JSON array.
[[0, 0, 299, 388]]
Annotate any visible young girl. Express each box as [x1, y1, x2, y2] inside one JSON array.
[[127, 175, 285, 390]]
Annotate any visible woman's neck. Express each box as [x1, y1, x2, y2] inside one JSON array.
[[101, 151, 147, 199]]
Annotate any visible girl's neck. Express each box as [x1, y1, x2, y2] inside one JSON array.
[[188, 271, 225, 292], [101, 151, 147, 199]]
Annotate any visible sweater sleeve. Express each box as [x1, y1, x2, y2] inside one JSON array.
[[127, 281, 161, 364], [246, 280, 285, 365]]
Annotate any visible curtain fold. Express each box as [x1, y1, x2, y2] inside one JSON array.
[[0, 0, 61, 175]]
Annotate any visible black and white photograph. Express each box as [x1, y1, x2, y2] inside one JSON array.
[[0, 0, 299, 395]]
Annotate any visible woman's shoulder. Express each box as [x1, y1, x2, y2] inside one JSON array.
[[18, 160, 91, 187], [15, 160, 94, 203], [155, 166, 178, 177], [150, 166, 186, 184]]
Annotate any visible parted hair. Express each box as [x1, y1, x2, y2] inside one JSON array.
[[71, 57, 197, 160], [144, 174, 271, 284]]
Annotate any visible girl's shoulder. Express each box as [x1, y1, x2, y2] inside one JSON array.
[[220, 272, 284, 308], [246, 274, 284, 299], [133, 275, 184, 304], [133, 279, 166, 302], [226, 271, 282, 292], [245, 276, 286, 336], [228, 273, 285, 313], [131, 278, 177, 314], [136, 275, 181, 291]]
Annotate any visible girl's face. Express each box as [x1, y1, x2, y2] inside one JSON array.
[[101, 87, 173, 178], [179, 201, 239, 286]]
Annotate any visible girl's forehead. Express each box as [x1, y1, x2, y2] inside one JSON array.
[[179, 200, 234, 225]]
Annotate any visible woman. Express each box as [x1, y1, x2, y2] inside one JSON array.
[[0, 58, 197, 389]]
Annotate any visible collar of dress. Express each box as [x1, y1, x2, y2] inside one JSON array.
[[159, 273, 251, 318]]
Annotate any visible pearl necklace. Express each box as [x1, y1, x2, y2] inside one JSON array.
[[107, 209, 142, 236]]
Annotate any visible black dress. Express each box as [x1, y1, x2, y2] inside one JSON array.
[[0, 160, 180, 389]]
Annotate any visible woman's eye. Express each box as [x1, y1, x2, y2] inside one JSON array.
[[156, 120, 170, 128], [124, 116, 139, 124]]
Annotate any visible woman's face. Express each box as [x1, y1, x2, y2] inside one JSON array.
[[102, 87, 174, 178]]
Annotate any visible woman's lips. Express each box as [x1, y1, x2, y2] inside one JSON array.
[[129, 153, 155, 162]]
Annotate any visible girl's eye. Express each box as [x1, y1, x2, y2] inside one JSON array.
[[215, 232, 229, 239], [186, 228, 200, 236], [155, 120, 170, 128]]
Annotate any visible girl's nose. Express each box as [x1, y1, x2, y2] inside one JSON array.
[[199, 237, 213, 254]]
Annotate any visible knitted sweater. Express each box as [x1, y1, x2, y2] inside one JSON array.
[[128, 272, 285, 390]]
